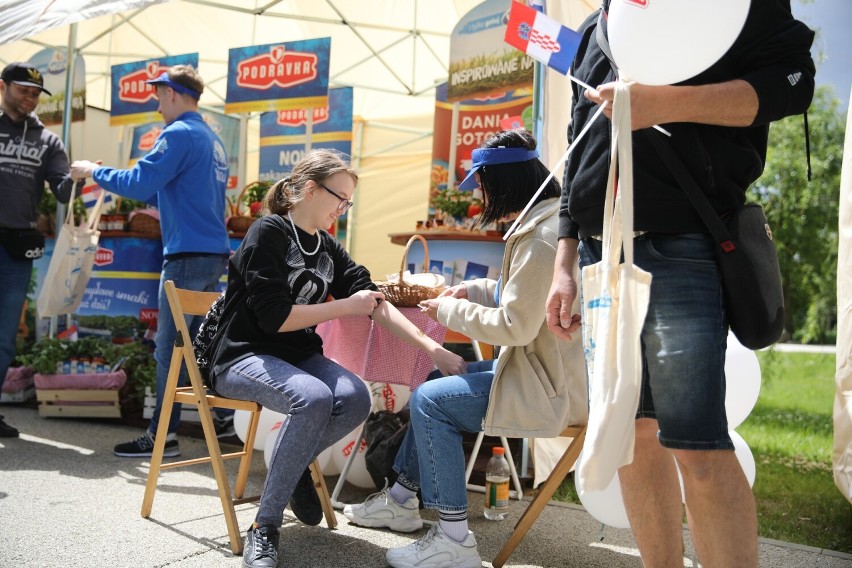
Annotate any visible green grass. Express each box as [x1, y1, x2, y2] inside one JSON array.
[[552, 350, 852, 553]]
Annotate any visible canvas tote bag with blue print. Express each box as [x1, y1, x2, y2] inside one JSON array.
[[578, 83, 652, 492], [37, 189, 105, 317]]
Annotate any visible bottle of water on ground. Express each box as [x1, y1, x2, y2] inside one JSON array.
[[484, 446, 510, 521]]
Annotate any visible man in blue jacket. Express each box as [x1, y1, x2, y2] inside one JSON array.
[[547, 1, 815, 566], [72, 65, 232, 457]]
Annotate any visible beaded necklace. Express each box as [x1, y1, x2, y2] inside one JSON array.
[[287, 211, 321, 256]]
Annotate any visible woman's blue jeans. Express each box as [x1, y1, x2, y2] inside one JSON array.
[[214, 352, 371, 526], [393, 359, 496, 512]]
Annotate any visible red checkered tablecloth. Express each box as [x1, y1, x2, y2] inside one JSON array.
[[316, 307, 446, 389]]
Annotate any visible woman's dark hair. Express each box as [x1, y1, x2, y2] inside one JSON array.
[[263, 148, 358, 216], [474, 129, 560, 228]]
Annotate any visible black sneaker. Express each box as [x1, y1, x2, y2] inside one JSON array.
[[0, 416, 19, 438], [114, 431, 180, 458], [243, 524, 279, 568], [289, 468, 323, 526], [214, 413, 236, 439]]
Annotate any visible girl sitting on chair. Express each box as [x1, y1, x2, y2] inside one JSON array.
[[344, 129, 588, 568], [205, 149, 466, 568]]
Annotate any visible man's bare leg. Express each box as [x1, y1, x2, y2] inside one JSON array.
[[676, 449, 758, 568], [619, 418, 685, 567]]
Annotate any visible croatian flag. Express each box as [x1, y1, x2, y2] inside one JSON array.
[[504, 1, 581, 76], [80, 183, 113, 210]]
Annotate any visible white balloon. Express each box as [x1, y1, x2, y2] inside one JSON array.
[[331, 427, 375, 489], [234, 409, 251, 443], [730, 430, 757, 487], [575, 461, 631, 529], [368, 382, 411, 413], [316, 445, 340, 476], [233, 408, 286, 451], [725, 332, 762, 429], [609, 0, 751, 86]]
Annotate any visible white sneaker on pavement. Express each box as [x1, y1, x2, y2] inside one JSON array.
[[386, 524, 482, 568], [343, 487, 423, 533]]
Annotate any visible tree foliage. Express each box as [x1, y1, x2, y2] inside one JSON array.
[[750, 86, 845, 343]]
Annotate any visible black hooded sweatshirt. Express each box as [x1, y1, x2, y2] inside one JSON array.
[[0, 111, 74, 230], [559, 0, 816, 240]]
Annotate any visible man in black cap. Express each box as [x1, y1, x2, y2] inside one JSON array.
[[0, 62, 75, 437]]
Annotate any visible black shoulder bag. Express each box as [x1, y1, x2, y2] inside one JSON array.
[[644, 131, 784, 350]]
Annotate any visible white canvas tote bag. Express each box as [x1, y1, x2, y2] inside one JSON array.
[[37, 189, 106, 317], [577, 82, 652, 492]]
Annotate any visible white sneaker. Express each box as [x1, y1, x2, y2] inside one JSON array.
[[386, 525, 482, 568], [343, 487, 423, 532]]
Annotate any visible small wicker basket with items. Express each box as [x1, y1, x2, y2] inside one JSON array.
[[227, 180, 271, 233], [374, 235, 445, 307]]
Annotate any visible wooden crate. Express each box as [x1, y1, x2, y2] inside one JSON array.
[[36, 389, 121, 418]]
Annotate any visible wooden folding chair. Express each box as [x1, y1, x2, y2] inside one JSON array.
[[492, 424, 587, 568], [141, 280, 337, 555]]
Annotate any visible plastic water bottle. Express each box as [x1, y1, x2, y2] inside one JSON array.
[[484, 446, 510, 521]]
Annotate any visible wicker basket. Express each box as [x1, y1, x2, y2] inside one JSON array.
[[375, 235, 445, 307], [227, 181, 265, 233], [128, 209, 161, 235]]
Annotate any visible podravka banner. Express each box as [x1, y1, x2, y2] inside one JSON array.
[[429, 82, 532, 207], [447, 0, 534, 102], [225, 37, 330, 115], [257, 86, 353, 182], [28, 47, 86, 126], [109, 53, 199, 126]]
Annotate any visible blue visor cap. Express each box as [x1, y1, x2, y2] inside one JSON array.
[[146, 72, 201, 99], [458, 147, 540, 190]]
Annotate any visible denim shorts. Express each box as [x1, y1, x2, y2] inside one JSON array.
[[579, 233, 733, 451]]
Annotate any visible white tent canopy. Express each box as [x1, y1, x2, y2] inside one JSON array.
[[0, 0, 490, 119], [0, 0, 595, 275]]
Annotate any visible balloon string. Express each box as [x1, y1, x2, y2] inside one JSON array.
[[502, 101, 609, 241]]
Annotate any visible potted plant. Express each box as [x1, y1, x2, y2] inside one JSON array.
[[241, 180, 273, 218], [36, 191, 87, 235], [431, 187, 481, 224]]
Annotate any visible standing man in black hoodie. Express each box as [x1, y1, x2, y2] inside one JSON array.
[[0, 62, 75, 438], [547, 2, 815, 566]]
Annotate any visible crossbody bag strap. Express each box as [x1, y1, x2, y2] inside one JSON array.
[[596, 9, 617, 75], [642, 129, 735, 253]]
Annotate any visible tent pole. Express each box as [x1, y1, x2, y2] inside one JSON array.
[[238, 114, 248, 190], [447, 102, 460, 190], [48, 23, 79, 339]]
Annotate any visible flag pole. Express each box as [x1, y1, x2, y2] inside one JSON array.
[[503, 100, 609, 241]]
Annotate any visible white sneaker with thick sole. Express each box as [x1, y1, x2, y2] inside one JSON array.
[[386, 524, 482, 568], [343, 487, 423, 532]]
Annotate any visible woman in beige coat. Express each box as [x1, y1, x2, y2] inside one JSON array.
[[344, 129, 587, 568]]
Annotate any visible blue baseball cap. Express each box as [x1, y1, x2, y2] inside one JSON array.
[[146, 71, 201, 99], [458, 147, 540, 190]]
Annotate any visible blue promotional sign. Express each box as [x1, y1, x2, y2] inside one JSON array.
[[225, 38, 330, 114], [109, 53, 198, 126], [258, 86, 353, 182], [28, 47, 86, 126]]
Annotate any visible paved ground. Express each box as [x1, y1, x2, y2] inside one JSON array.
[[1, 404, 851, 568]]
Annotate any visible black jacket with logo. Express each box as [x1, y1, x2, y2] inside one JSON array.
[[0, 111, 74, 230], [559, 0, 816, 240]]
